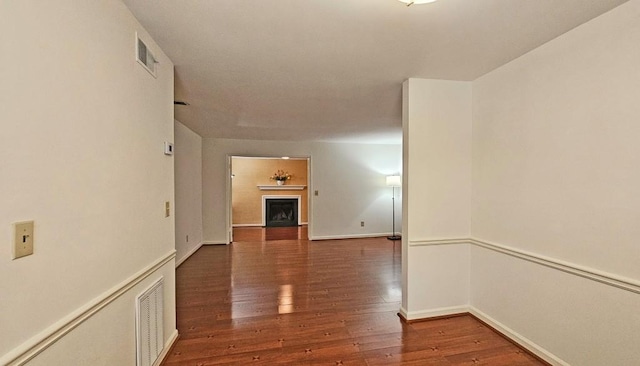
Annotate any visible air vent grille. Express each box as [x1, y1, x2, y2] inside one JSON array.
[[136, 278, 164, 366], [136, 33, 157, 77]]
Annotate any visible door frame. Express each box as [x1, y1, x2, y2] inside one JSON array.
[[226, 155, 312, 243]]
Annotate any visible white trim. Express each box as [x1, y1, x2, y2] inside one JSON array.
[[202, 241, 228, 245], [409, 237, 640, 294], [232, 222, 309, 228], [311, 232, 390, 241], [153, 329, 179, 366], [175, 242, 203, 268], [469, 307, 569, 366], [469, 238, 640, 295], [262, 195, 302, 226], [400, 305, 468, 321], [233, 156, 308, 161], [398, 306, 409, 320], [409, 238, 469, 246], [257, 185, 306, 190], [2, 250, 176, 366]]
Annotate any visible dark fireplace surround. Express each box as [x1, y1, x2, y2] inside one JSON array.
[[265, 198, 298, 227]]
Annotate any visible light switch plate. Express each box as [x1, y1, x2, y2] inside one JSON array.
[[165, 201, 170, 217], [13, 221, 34, 259], [164, 142, 174, 155]]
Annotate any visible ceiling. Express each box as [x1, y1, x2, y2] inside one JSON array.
[[123, 0, 628, 144]]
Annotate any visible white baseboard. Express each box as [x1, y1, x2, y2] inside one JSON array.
[[310, 232, 390, 241], [400, 305, 469, 321], [202, 241, 228, 245], [400, 305, 566, 365], [154, 329, 179, 366], [232, 223, 309, 227], [469, 307, 568, 366], [175, 242, 203, 268]]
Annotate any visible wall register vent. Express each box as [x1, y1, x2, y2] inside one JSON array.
[[136, 33, 157, 77], [136, 278, 164, 366]]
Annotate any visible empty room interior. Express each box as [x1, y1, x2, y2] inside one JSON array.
[[2, 1, 639, 365]]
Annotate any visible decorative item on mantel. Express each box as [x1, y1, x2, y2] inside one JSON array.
[[270, 170, 292, 186]]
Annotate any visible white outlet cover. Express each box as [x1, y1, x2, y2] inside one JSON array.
[[164, 142, 173, 155]]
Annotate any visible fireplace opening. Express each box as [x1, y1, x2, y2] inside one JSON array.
[[265, 198, 298, 227]]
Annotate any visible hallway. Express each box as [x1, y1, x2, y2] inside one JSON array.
[[163, 234, 544, 365]]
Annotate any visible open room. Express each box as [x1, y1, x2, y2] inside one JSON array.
[[3, 1, 639, 365]]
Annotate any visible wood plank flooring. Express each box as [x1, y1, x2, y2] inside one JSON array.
[[232, 226, 309, 242], [163, 228, 545, 365]]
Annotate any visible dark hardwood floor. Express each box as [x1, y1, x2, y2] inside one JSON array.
[[232, 225, 309, 242], [163, 227, 545, 365]]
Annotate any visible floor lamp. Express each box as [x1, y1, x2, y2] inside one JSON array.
[[386, 175, 401, 241]]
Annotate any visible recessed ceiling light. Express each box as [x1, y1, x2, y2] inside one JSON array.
[[397, 0, 437, 6], [281, 156, 290, 160]]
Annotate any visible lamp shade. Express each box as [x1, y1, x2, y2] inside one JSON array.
[[386, 175, 401, 187]]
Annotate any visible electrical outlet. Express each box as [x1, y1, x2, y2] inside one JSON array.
[[314, 190, 319, 196], [186, 235, 189, 242], [13, 221, 34, 259], [360, 221, 365, 227]]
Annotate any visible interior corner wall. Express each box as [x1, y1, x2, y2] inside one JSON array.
[[402, 78, 472, 319], [0, 1, 176, 364], [470, 1, 640, 364], [201, 138, 401, 243], [175, 120, 203, 265]]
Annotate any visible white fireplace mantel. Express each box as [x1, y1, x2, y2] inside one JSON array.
[[257, 185, 306, 191]]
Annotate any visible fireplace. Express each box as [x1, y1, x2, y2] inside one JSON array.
[[263, 196, 300, 227]]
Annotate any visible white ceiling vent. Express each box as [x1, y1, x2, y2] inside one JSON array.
[[136, 33, 157, 77]]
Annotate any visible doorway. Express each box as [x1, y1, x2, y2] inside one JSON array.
[[228, 156, 310, 242]]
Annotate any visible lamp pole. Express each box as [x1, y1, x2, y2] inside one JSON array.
[[387, 185, 401, 241]]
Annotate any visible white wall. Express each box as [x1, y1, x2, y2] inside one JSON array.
[[174, 121, 203, 266], [401, 79, 472, 319], [471, 1, 640, 364], [310, 142, 402, 239], [202, 138, 401, 243], [403, 79, 472, 240], [0, 1, 176, 364]]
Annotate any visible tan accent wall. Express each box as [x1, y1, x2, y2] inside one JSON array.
[[232, 158, 308, 225]]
